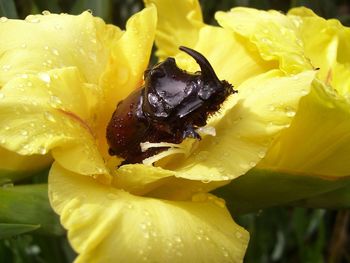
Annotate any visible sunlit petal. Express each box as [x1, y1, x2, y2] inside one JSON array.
[[0, 67, 108, 181], [49, 163, 249, 263]]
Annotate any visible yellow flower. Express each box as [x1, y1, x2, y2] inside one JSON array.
[[222, 7, 350, 179], [0, 4, 316, 263]]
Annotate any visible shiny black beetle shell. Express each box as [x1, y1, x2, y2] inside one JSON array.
[[106, 46, 236, 164]]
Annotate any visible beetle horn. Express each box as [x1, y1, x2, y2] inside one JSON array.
[[179, 46, 220, 83]]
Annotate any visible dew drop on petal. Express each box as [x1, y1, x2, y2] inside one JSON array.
[[42, 10, 51, 15], [21, 130, 29, 136], [44, 111, 56, 122], [258, 150, 265, 158], [52, 48, 59, 56], [39, 72, 51, 83], [38, 146, 47, 155], [235, 231, 243, 239], [0, 17, 8, 23], [0, 92, 4, 100], [285, 106, 296, 117], [21, 43, 27, 48], [25, 15, 40, 23]]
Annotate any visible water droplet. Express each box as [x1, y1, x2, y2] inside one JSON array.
[[174, 236, 182, 243], [235, 231, 243, 239], [50, 95, 62, 107], [0, 17, 8, 23], [4, 125, 10, 130], [268, 104, 275, 111], [25, 15, 40, 23], [301, 89, 308, 95], [144, 232, 150, 239], [38, 72, 51, 83], [221, 247, 229, 258], [52, 48, 59, 56], [27, 81, 32, 87], [221, 175, 229, 180], [21, 43, 27, 48], [285, 107, 296, 117], [201, 179, 211, 184], [0, 92, 4, 99], [21, 74, 29, 79], [38, 146, 47, 155], [42, 10, 51, 15], [258, 151, 265, 158], [44, 111, 56, 122], [21, 130, 28, 136], [44, 45, 49, 50], [249, 161, 256, 168]]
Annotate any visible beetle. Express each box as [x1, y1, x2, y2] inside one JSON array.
[[106, 46, 236, 164]]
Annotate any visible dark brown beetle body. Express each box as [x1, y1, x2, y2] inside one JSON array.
[[106, 46, 235, 164]]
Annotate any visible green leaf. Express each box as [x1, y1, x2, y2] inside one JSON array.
[[71, 0, 111, 21], [214, 168, 350, 214], [0, 223, 40, 239], [0, 184, 64, 236], [292, 183, 350, 209], [0, 0, 17, 18], [0, 166, 50, 185]]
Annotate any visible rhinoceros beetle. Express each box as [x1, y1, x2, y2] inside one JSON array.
[[106, 46, 236, 164]]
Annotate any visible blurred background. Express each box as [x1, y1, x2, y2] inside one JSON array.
[[0, 0, 349, 262]]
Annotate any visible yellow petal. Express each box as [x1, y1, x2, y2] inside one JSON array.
[[0, 67, 109, 181], [165, 70, 316, 181], [173, 25, 277, 87], [215, 7, 313, 74], [0, 11, 115, 86], [287, 7, 339, 82], [258, 78, 350, 178], [145, 0, 203, 60], [49, 163, 249, 263], [288, 7, 350, 93]]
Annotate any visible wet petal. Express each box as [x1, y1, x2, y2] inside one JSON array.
[[49, 163, 249, 263], [0, 67, 108, 181], [0, 11, 116, 85], [166, 70, 316, 181], [145, 0, 203, 60], [258, 79, 350, 178], [215, 7, 313, 74], [174, 25, 277, 87], [288, 7, 350, 94]]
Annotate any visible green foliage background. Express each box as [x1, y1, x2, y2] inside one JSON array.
[[0, 0, 349, 262]]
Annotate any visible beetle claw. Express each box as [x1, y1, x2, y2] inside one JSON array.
[[182, 126, 201, 140]]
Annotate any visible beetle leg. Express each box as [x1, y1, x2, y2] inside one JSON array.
[[182, 125, 201, 140]]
